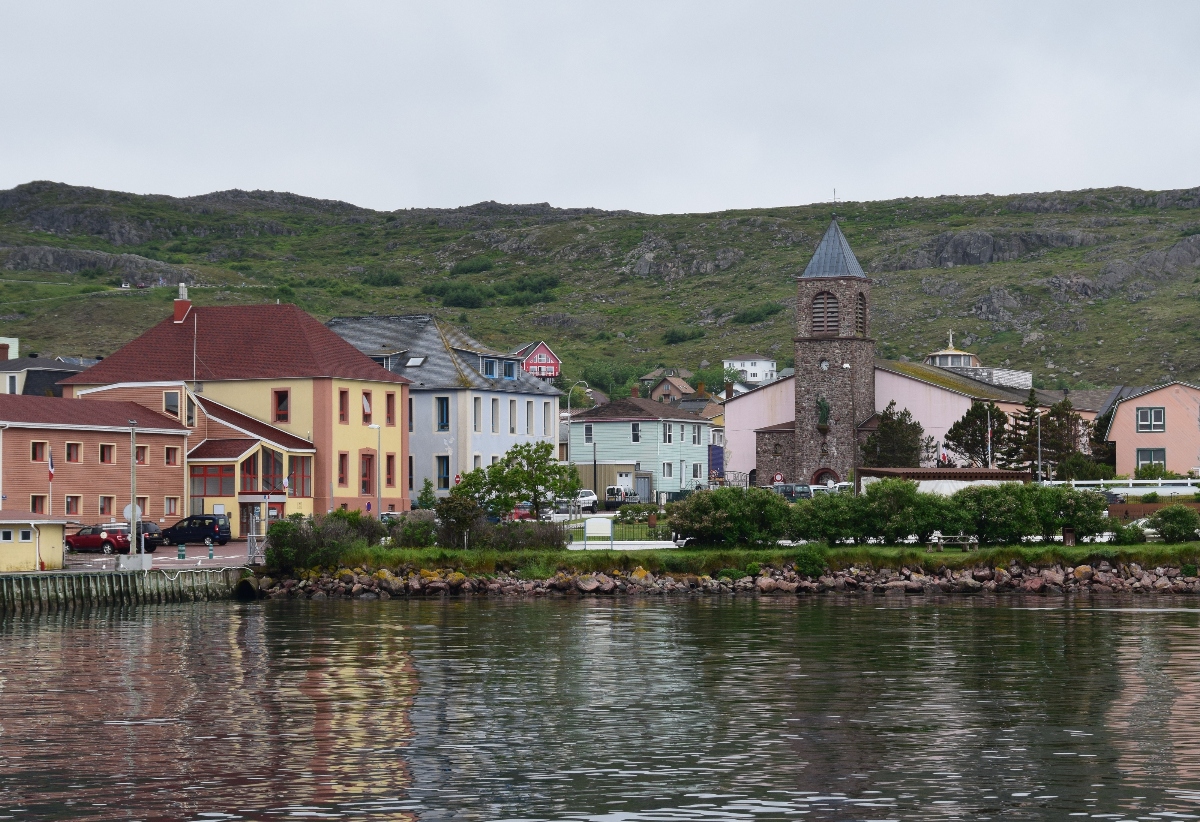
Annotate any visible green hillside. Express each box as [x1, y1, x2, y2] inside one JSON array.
[[1, 180, 1198, 396]]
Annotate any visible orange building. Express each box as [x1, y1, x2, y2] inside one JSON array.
[[1105, 381, 1200, 477], [0, 394, 188, 523]]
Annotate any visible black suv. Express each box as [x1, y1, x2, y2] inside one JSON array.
[[161, 514, 232, 546]]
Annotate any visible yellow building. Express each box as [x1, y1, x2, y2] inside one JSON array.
[[0, 513, 66, 572], [60, 292, 410, 537]]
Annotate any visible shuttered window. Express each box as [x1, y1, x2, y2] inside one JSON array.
[[855, 293, 866, 336], [812, 292, 838, 335]]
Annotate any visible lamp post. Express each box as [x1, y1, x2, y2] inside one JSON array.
[[565, 380, 588, 462], [129, 419, 140, 554], [368, 423, 382, 517]]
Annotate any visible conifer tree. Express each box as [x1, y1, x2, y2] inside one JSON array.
[[999, 388, 1040, 471], [861, 401, 924, 468], [1044, 397, 1086, 476], [944, 400, 1007, 467]]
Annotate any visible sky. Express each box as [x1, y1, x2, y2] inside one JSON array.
[[2, 1, 1198, 214]]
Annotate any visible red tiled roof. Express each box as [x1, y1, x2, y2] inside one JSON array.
[[196, 396, 315, 451], [61, 304, 409, 385], [0, 394, 188, 431], [188, 438, 259, 461]]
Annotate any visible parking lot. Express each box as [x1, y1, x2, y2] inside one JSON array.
[[65, 541, 258, 571]]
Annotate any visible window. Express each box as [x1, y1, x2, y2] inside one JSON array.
[[474, 454, 482, 470], [408, 397, 414, 432], [135, 445, 147, 465], [361, 454, 374, 496], [386, 453, 396, 486], [165, 446, 179, 466], [19, 529, 31, 543], [662, 462, 673, 478], [484, 359, 497, 378], [584, 424, 593, 444], [436, 396, 450, 431], [632, 422, 641, 443], [693, 463, 703, 479], [191, 465, 235, 497], [186, 396, 196, 427], [338, 389, 349, 423], [386, 392, 396, 426], [6, 375, 15, 394], [509, 399, 517, 434], [543, 401, 551, 436], [65, 495, 80, 515], [491, 455, 499, 465], [287, 456, 312, 497], [503, 361, 515, 379], [241, 452, 259, 492], [30, 441, 46, 462], [474, 397, 482, 432], [30, 495, 45, 514], [100, 496, 114, 516], [692, 424, 701, 445], [273, 389, 290, 423], [436, 456, 450, 489], [262, 448, 285, 492], [362, 391, 373, 424], [662, 424, 672, 444], [99, 444, 115, 464], [408, 455, 414, 490], [856, 293, 867, 336], [1136, 448, 1166, 469], [165, 497, 179, 516], [526, 401, 533, 435], [1136, 407, 1166, 432], [338, 453, 349, 486], [136, 496, 148, 517], [66, 442, 81, 462], [812, 291, 839, 335], [0, 530, 9, 541], [164, 390, 180, 418], [491, 398, 499, 433]]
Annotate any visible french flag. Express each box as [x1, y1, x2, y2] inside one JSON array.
[[48, 447, 54, 482]]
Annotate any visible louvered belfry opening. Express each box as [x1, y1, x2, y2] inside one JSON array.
[[812, 291, 838, 335], [855, 293, 866, 336]]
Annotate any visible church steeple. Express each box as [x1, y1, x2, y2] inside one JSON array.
[[801, 220, 866, 279]]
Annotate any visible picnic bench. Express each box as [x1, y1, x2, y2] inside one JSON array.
[[928, 533, 979, 553]]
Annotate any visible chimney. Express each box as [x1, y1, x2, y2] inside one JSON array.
[[173, 283, 192, 323], [724, 381, 733, 400], [696, 381, 705, 396], [0, 344, 9, 362], [631, 385, 639, 398]]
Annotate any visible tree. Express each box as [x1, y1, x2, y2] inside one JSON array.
[[861, 401, 924, 468], [944, 400, 1007, 467], [999, 389, 1040, 472], [416, 478, 437, 510], [1043, 397, 1086, 476], [452, 441, 579, 520]]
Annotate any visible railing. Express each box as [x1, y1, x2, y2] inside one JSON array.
[[1043, 478, 1200, 490], [565, 520, 673, 545], [247, 532, 268, 565]]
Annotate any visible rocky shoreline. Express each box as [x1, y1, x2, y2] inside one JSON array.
[[247, 559, 1200, 599]]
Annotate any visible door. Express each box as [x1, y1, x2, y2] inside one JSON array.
[[636, 475, 651, 502]]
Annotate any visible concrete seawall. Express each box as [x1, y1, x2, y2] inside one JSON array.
[[0, 569, 245, 612]]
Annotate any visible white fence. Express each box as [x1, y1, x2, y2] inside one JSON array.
[[1043, 478, 1200, 497]]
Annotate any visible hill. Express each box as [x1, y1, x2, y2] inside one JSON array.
[[1, 180, 1198, 397]]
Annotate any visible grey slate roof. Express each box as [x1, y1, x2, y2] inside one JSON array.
[[801, 220, 866, 279], [326, 314, 561, 396]]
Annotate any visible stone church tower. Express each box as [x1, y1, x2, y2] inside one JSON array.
[[793, 219, 875, 485]]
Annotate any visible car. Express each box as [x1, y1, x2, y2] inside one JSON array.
[[380, 511, 402, 525], [769, 483, 812, 502], [605, 486, 640, 508], [511, 502, 536, 521], [161, 514, 232, 546], [576, 489, 599, 514], [66, 524, 133, 554]]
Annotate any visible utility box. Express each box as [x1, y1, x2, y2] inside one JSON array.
[[117, 553, 153, 571]]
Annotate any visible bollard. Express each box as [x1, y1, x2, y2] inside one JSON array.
[[177, 543, 186, 560], [208, 541, 214, 560]]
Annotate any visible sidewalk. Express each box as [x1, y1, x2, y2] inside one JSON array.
[[65, 541, 257, 572]]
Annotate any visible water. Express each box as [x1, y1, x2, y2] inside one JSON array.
[[3, 598, 1200, 820]]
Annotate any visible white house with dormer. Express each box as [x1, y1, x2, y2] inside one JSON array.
[[722, 355, 777, 385]]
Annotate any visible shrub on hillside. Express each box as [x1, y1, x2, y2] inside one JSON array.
[[668, 486, 790, 546], [662, 327, 704, 345], [1149, 504, 1200, 544]]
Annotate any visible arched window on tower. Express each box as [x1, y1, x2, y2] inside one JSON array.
[[855, 293, 867, 337], [812, 291, 838, 335]]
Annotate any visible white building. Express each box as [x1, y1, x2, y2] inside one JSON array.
[[327, 315, 561, 501], [722, 355, 777, 385]]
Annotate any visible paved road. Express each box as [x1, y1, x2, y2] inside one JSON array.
[[65, 541, 258, 571]]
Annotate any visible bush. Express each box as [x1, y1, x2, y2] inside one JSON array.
[[1112, 522, 1147, 545], [716, 568, 741, 580], [615, 504, 659, 524], [745, 562, 761, 576], [1135, 464, 1182, 480], [954, 484, 1040, 545], [731, 303, 785, 325], [668, 486, 790, 546], [1183, 563, 1198, 578], [858, 480, 957, 544], [1149, 505, 1200, 544], [392, 509, 436, 548], [435, 493, 488, 549], [791, 546, 827, 578], [1141, 492, 1160, 503], [363, 272, 403, 287], [662, 327, 704, 345], [483, 521, 567, 551], [787, 492, 858, 545], [450, 256, 494, 276], [265, 510, 387, 572]]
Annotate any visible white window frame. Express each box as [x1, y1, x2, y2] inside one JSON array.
[[1135, 407, 1165, 433], [692, 424, 701, 445], [692, 463, 703, 479], [509, 399, 517, 434], [631, 422, 641, 443], [474, 397, 482, 432], [662, 423, 672, 444], [19, 529, 31, 542], [526, 400, 533, 435], [491, 398, 500, 433], [662, 462, 673, 478], [584, 424, 593, 444], [1136, 448, 1166, 468]]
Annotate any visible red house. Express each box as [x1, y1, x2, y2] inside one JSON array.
[[511, 341, 561, 381]]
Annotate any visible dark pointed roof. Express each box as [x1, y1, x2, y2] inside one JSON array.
[[801, 220, 866, 279]]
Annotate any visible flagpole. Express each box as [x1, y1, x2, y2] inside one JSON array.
[[48, 446, 52, 517]]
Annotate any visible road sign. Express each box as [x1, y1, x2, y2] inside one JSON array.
[[366, 501, 372, 512], [122, 503, 143, 521], [772, 472, 785, 484], [454, 474, 462, 485]]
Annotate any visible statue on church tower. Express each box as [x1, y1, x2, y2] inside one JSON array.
[[793, 219, 876, 486]]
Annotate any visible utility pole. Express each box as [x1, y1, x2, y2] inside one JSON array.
[[1036, 411, 1043, 483], [129, 419, 139, 554], [986, 405, 992, 468]]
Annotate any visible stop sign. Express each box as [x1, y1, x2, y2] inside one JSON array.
[[454, 473, 462, 485]]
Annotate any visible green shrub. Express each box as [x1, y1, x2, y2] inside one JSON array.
[[954, 484, 1040, 545], [1182, 563, 1198, 578], [1135, 464, 1181, 480], [858, 479, 958, 544], [615, 504, 659, 524], [792, 546, 827, 578], [1141, 491, 1160, 503], [265, 510, 387, 572], [745, 562, 762, 576], [450, 256, 494, 276], [662, 327, 704, 345], [1149, 505, 1200, 544], [363, 272, 403, 287], [394, 510, 437, 547], [716, 568, 741, 580], [416, 478, 437, 510], [484, 521, 566, 551], [1112, 522, 1147, 545], [787, 493, 858, 545], [731, 303, 785, 325], [668, 486, 790, 546]]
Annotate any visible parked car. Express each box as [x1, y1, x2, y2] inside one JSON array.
[[66, 522, 163, 554], [811, 482, 854, 496], [605, 486, 640, 508], [769, 483, 811, 502], [161, 514, 232, 546], [576, 489, 599, 514], [511, 502, 536, 521]]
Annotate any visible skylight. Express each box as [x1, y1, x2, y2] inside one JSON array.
[[406, 357, 425, 367]]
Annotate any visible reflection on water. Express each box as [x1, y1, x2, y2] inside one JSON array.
[[3, 599, 1200, 820]]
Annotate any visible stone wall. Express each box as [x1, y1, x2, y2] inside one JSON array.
[[755, 427, 798, 484]]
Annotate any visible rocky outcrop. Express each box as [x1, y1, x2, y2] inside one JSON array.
[[624, 233, 745, 280], [1096, 234, 1200, 300], [878, 230, 1098, 271], [0, 245, 193, 284]]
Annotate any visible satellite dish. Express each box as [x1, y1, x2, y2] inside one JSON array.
[[122, 504, 143, 521]]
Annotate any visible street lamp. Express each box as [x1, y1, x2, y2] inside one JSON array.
[[368, 423, 382, 517], [129, 419, 140, 555]]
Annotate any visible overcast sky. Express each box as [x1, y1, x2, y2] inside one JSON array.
[[2, 1, 1198, 214]]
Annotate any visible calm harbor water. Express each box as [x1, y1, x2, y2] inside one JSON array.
[[3, 598, 1200, 821]]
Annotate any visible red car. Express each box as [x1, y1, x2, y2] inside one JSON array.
[[66, 524, 133, 554]]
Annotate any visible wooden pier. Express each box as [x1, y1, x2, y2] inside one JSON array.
[[0, 568, 250, 612]]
